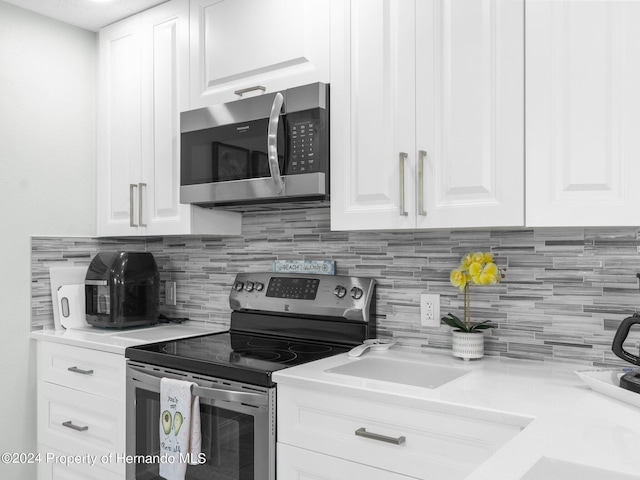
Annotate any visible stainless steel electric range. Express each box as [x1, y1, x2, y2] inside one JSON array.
[[125, 272, 376, 480]]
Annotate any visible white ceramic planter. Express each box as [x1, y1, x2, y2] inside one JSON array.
[[451, 330, 485, 361]]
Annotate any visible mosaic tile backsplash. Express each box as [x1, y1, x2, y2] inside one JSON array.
[[31, 208, 640, 367]]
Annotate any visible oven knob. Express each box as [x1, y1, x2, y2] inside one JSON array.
[[254, 282, 264, 292], [233, 281, 244, 292], [350, 287, 363, 300], [244, 281, 254, 292], [334, 285, 347, 298]]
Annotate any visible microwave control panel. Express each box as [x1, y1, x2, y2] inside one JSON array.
[[287, 109, 327, 175]]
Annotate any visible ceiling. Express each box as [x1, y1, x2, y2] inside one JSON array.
[[4, 0, 169, 32]]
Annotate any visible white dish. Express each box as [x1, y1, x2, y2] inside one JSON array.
[[575, 368, 640, 408]]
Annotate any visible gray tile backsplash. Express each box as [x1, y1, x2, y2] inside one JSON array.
[[31, 208, 640, 366]]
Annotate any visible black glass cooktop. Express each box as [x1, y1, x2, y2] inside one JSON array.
[[126, 331, 351, 387]]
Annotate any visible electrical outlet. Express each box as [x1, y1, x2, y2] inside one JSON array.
[[420, 293, 440, 327], [166, 281, 177, 306]]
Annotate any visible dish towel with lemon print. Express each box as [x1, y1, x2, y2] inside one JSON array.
[[159, 378, 202, 480]]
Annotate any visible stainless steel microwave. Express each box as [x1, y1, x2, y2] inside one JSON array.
[[180, 83, 329, 210]]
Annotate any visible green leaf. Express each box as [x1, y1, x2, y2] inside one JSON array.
[[441, 313, 468, 331], [469, 320, 495, 332], [441, 314, 494, 332]]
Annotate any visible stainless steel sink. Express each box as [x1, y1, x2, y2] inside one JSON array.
[[520, 457, 640, 480], [325, 357, 468, 389]]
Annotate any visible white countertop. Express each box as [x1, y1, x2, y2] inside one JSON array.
[[272, 346, 640, 480], [30, 322, 227, 354]]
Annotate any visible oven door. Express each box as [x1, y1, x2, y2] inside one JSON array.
[[126, 362, 275, 480]]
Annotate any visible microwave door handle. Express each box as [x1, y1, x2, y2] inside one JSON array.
[[267, 92, 285, 194]]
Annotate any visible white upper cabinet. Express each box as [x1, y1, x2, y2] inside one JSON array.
[[97, 0, 241, 237], [330, 0, 417, 230], [415, 0, 524, 229], [526, 1, 640, 227], [331, 0, 524, 231], [97, 16, 142, 236], [189, 0, 330, 108]]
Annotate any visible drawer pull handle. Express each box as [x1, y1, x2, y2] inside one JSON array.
[[62, 421, 88, 432], [67, 366, 94, 375], [355, 427, 406, 445]]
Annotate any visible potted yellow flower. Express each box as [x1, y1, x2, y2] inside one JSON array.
[[441, 251, 505, 360]]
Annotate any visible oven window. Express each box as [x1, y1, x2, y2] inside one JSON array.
[[134, 389, 257, 480]]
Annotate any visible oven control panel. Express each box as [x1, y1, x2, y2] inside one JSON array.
[[229, 273, 375, 323]]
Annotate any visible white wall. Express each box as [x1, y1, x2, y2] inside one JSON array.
[[0, 2, 96, 477]]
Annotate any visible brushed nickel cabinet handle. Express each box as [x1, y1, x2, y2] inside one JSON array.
[[355, 427, 406, 445], [129, 184, 138, 227], [138, 183, 147, 227], [234, 85, 266, 96], [399, 153, 408, 216], [67, 366, 94, 375], [63, 421, 88, 432], [418, 150, 427, 216]]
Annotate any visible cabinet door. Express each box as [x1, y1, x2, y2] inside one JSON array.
[[37, 342, 125, 401], [189, 0, 330, 108], [97, 16, 142, 236], [415, 0, 524, 229], [277, 443, 417, 480], [140, 0, 192, 234], [278, 384, 520, 480], [38, 382, 125, 476], [526, 1, 640, 226], [38, 445, 122, 480], [97, 1, 242, 237], [330, 0, 417, 231]]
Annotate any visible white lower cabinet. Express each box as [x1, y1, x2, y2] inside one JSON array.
[[36, 342, 126, 480], [37, 445, 122, 480], [277, 385, 522, 480], [278, 443, 417, 480]]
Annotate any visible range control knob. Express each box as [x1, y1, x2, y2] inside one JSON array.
[[254, 282, 264, 292], [334, 285, 347, 298], [244, 281, 254, 292], [233, 281, 244, 292], [350, 287, 364, 300]]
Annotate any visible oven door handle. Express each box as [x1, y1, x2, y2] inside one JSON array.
[[128, 367, 269, 406], [267, 92, 285, 194]]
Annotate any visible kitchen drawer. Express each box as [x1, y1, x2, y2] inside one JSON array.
[[37, 382, 125, 475], [37, 341, 125, 400], [277, 443, 417, 480], [278, 385, 522, 480], [37, 444, 122, 480]]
